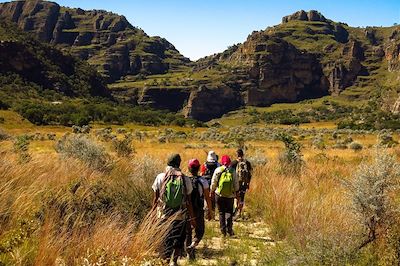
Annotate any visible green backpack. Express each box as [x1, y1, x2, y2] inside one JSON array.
[[217, 167, 235, 197], [162, 170, 185, 210]]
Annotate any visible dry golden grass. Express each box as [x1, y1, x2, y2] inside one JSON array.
[[1, 119, 400, 265]]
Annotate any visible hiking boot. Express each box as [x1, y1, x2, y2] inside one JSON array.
[[228, 230, 235, 237]]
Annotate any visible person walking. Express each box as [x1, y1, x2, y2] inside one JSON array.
[[230, 149, 252, 218], [185, 159, 213, 260], [200, 151, 220, 215], [152, 154, 195, 266], [200, 151, 220, 186], [210, 155, 240, 237]]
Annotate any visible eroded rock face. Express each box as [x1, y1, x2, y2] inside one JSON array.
[[386, 42, 400, 72], [282, 10, 327, 23], [0, 0, 189, 82], [226, 37, 329, 106], [184, 85, 243, 121]]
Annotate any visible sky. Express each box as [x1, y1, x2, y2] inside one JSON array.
[[48, 1, 400, 60]]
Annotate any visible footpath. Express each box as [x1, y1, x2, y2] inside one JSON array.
[[179, 219, 274, 266]]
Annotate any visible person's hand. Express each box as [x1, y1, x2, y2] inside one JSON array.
[[238, 202, 244, 210]]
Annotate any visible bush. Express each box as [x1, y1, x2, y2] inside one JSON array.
[[247, 150, 268, 166], [312, 134, 326, 150], [377, 130, 398, 147], [55, 134, 113, 172], [349, 142, 363, 152], [275, 133, 304, 174], [13, 135, 31, 163], [112, 135, 134, 157], [0, 129, 10, 141], [344, 151, 400, 258]]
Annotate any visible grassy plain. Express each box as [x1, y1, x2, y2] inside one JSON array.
[[1, 110, 400, 265]]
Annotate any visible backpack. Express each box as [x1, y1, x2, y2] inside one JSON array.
[[160, 170, 186, 210], [237, 160, 251, 185], [203, 162, 218, 180], [217, 167, 235, 197], [191, 176, 204, 215]]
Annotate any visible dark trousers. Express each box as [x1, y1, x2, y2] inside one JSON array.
[[215, 195, 234, 234], [186, 210, 205, 246], [162, 219, 187, 260]]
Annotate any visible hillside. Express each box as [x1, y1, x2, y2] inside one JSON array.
[[0, 2, 399, 125], [0, 19, 110, 103], [0, 0, 190, 82], [110, 10, 400, 122]]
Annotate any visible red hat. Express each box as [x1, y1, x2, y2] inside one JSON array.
[[188, 158, 200, 169], [221, 155, 231, 166]]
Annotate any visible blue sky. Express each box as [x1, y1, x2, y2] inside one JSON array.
[[51, 1, 400, 60]]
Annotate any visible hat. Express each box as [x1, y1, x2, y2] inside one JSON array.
[[207, 151, 218, 163], [167, 154, 181, 168], [188, 158, 200, 169], [221, 155, 231, 166]]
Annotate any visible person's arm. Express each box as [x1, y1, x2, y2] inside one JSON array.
[[203, 187, 213, 220], [186, 196, 197, 228], [233, 170, 242, 207], [152, 190, 159, 211], [210, 167, 221, 195]]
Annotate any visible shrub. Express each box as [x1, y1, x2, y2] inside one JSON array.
[[344, 151, 400, 255], [312, 134, 326, 150], [13, 135, 31, 163], [275, 133, 304, 174], [0, 129, 10, 141], [112, 134, 135, 157], [377, 130, 398, 147], [55, 134, 113, 172], [349, 142, 363, 152], [247, 150, 268, 166]]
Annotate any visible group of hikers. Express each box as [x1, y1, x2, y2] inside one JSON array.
[[151, 149, 252, 266]]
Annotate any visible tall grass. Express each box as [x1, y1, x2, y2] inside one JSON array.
[[0, 149, 167, 265], [248, 150, 400, 264]]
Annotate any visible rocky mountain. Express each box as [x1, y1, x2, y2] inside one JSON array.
[[110, 10, 399, 121], [1, 2, 399, 122], [0, 19, 110, 105], [0, 0, 189, 82]]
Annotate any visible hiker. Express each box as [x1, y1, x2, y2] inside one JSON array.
[[210, 155, 240, 237], [230, 149, 252, 218], [200, 151, 220, 214], [200, 150, 220, 186], [186, 159, 213, 260], [152, 154, 195, 266]]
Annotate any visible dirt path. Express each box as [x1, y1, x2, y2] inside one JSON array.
[[178, 218, 274, 266]]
